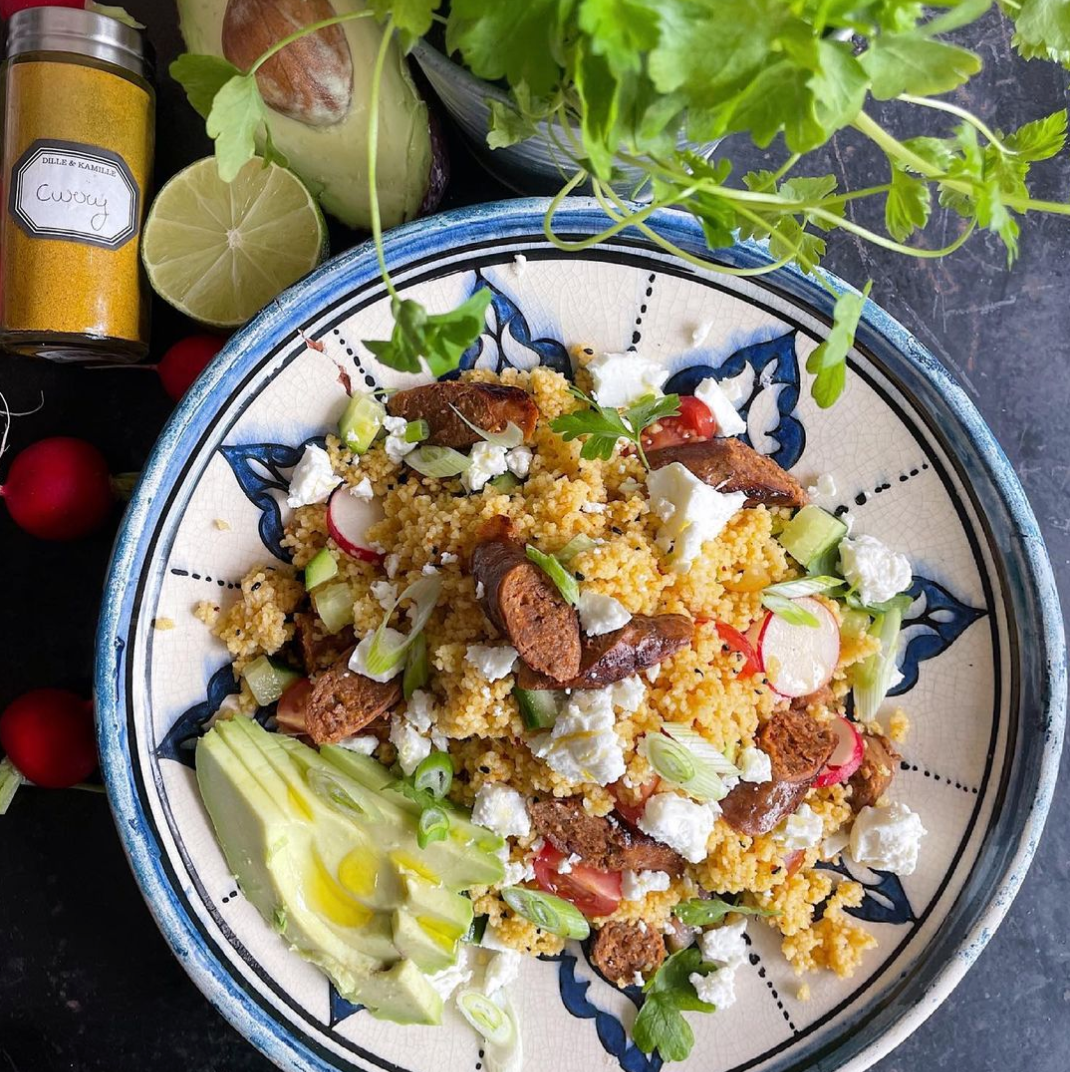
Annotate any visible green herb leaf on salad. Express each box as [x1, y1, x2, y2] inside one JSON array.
[[551, 389, 680, 467], [633, 948, 716, 1060], [673, 897, 779, 927]]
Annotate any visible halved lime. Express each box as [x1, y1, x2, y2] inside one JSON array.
[[141, 157, 328, 328]]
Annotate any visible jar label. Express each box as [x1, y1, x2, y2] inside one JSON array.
[[7, 138, 141, 250]]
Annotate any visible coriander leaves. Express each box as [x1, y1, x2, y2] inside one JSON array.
[[550, 389, 680, 467], [807, 282, 873, 409], [633, 948, 715, 1061]]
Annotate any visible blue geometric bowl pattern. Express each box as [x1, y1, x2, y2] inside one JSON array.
[[95, 199, 1064, 1072]]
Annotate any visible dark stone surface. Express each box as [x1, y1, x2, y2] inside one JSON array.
[[0, 4, 1066, 1072]]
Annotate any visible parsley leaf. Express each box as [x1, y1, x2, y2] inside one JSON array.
[[673, 897, 780, 927], [861, 34, 981, 99], [633, 948, 716, 1060], [206, 73, 268, 182], [170, 54, 241, 120], [806, 281, 873, 409], [1004, 109, 1068, 161], [885, 167, 932, 242], [550, 390, 680, 467], [363, 288, 493, 378]]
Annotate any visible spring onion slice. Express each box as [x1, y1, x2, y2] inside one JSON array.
[[761, 592, 820, 628], [502, 886, 590, 939], [525, 545, 579, 606], [0, 756, 22, 816], [763, 575, 843, 599], [853, 605, 904, 722], [417, 805, 450, 848], [448, 404, 524, 448], [661, 724, 741, 777], [361, 575, 442, 679], [456, 990, 516, 1048], [414, 751, 453, 799], [640, 731, 729, 802], [404, 419, 430, 443], [403, 632, 429, 699], [406, 445, 472, 478], [556, 534, 597, 562]]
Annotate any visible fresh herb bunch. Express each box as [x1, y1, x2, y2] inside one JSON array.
[[174, 0, 1070, 407]]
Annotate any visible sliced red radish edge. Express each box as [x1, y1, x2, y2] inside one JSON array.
[[756, 596, 840, 699], [327, 486, 385, 564], [814, 716, 864, 787]]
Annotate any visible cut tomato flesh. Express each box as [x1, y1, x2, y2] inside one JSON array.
[[715, 622, 762, 676], [640, 396, 716, 452], [533, 843, 622, 918], [610, 776, 660, 826]]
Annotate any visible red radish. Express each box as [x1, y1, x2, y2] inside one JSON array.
[[0, 689, 96, 788], [1, 437, 114, 539], [0, 0, 82, 17], [327, 486, 385, 563], [157, 335, 224, 402], [756, 596, 840, 698], [715, 622, 762, 676], [814, 716, 864, 787]]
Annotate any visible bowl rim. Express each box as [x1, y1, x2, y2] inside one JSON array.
[[95, 196, 1065, 1072]]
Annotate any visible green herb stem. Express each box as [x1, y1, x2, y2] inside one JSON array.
[[249, 11, 373, 75], [366, 18, 401, 303]]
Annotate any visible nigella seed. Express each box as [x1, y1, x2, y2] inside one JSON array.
[[575, 572, 585, 580], [251, 582, 262, 591], [611, 526, 623, 535]]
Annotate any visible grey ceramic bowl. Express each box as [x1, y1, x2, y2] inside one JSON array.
[[410, 38, 719, 199]]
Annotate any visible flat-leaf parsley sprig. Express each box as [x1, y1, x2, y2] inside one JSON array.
[[551, 388, 680, 468], [173, 1, 1070, 404]]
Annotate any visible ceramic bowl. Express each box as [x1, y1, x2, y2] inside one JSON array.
[[96, 198, 1064, 1072]]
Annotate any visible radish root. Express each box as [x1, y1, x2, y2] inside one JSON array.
[[0, 390, 45, 466]]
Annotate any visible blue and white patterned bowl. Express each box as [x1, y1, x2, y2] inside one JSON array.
[[95, 198, 1065, 1072]]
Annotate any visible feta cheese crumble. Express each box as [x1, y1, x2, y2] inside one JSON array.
[[850, 802, 927, 875], [440, 551, 459, 565], [805, 473, 838, 500], [369, 579, 398, 611], [530, 687, 626, 786], [694, 378, 747, 437], [472, 784, 531, 839], [334, 735, 379, 755], [465, 643, 519, 681], [691, 319, 714, 347], [587, 351, 670, 408], [349, 627, 406, 682], [637, 793, 717, 863], [621, 869, 672, 901], [738, 746, 772, 784], [403, 689, 435, 733], [462, 440, 509, 492], [690, 917, 749, 1010], [577, 591, 632, 636], [775, 803, 824, 851], [286, 444, 340, 508], [348, 476, 375, 500], [505, 445, 532, 478], [646, 462, 748, 572], [389, 716, 431, 776], [383, 415, 417, 465], [428, 946, 473, 1000], [839, 534, 912, 606], [484, 949, 522, 995], [608, 675, 645, 713]]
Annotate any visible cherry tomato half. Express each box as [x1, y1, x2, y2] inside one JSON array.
[[715, 622, 762, 676], [640, 395, 716, 452], [533, 843, 622, 918], [609, 775, 660, 826]]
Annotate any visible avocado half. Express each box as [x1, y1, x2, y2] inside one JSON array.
[[176, 0, 442, 230]]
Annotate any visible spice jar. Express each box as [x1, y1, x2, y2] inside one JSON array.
[[0, 7, 155, 362]]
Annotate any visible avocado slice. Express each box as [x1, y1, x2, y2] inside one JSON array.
[[196, 718, 501, 1024], [176, 0, 434, 230]]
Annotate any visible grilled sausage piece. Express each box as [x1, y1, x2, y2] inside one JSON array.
[[528, 797, 686, 876], [293, 612, 356, 673], [720, 708, 835, 836], [470, 518, 581, 681], [647, 437, 808, 509], [304, 649, 402, 744], [386, 381, 539, 449], [590, 921, 666, 987], [515, 613, 694, 690], [848, 734, 902, 812]]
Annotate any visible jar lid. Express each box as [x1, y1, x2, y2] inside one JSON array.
[[5, 6, 153, 79]]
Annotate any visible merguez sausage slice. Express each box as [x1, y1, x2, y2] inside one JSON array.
[[590, 921, 666, 987], [515, 613, 694, 690], [470, 517, 581, 682], [719, 707, 835, 836], [848, 733, 902, 812], [386, 381, 538, 449], [647, 438, 808, 509], [304, 649, 402, 744]]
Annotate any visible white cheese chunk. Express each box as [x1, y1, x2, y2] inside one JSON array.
[[775, 803, 824, 851], [577, 591, 632, 636], [839, 534, 912, 606], [529, 687, 626, 786], [349, 476, 375, 500], [621, 869, 672, 901], [369, 579, 398, 611], [637, 793, 717, 863], [850, 802, 927, 875], [483, 949, 522, 995], [646, 462, 747, 572], [608, 675, 645, 713], [505, 445, 532, 478], [383, 415, 417, 465], [465, 644, 519, 681], [472, 784, 531, 839], [738, 746, 772, 784], [334, 735, 379, 755], [388, 716, 431, 776], [694, 378, 746, 437], [462, 440, 509, 492], [286, 444, 340, 508], [403, 689, 434, 733], [587, 351, 670, 408]]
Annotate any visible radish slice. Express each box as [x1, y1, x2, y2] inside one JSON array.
[[814, 716, 864, 787], [327, 486, 385, 563], [756, 596, 839, 698]]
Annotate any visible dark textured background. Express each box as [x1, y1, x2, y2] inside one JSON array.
[[1, 4, 1066, 1071]]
